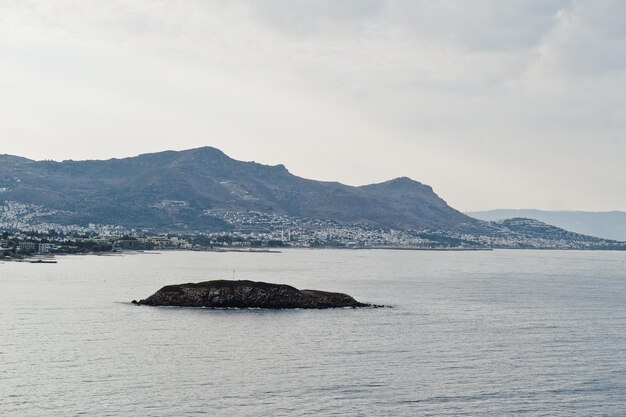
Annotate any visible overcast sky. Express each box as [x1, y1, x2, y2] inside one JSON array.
[[1, 1, 625, 211]]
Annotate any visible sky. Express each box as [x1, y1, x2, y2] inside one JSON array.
[[1, 0, 625, 212]]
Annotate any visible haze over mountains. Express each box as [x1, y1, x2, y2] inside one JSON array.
[[0, 147, 479, 233], [468, 209, 626, 241]]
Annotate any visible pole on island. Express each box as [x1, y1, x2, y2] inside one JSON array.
[[233, 269, 235, 281]]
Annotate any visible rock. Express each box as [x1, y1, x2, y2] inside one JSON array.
[[132, 280, 371, 309]]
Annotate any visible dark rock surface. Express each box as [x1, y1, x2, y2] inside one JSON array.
[[132, 280, 372, 309]]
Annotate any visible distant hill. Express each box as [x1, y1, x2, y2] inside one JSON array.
[[485, 218, 625, 249], [467, 209, 626, 241], [0, 147, 482, 233]]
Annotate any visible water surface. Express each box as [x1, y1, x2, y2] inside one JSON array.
[[2, 249, 626, 416]]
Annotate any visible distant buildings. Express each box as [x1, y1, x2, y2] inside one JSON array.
[[1, 203, 625, 252], [18, 242, 37, 252], [16, 242, 55, 253], [38, 243, 55, 253]]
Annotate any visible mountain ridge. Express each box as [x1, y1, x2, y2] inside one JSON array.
[[0, 147, 481, 233], [2, 148, 625, 249]]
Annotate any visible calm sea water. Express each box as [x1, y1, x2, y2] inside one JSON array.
[[2, 249, 626, 416]]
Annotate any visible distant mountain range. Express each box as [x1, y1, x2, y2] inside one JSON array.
[[0, 147, 624, 249], [0, 147, 479, 232], [467, 209, 626, 241]]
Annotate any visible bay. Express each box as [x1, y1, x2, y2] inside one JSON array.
[[2, 249, 626, 416]]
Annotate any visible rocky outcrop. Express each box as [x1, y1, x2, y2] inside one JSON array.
[[132, 280, 372, 309]]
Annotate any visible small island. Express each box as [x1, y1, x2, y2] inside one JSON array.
[[132, 280, 373, 309]]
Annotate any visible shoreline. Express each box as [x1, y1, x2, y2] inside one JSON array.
[[4, 246, 626, 265]]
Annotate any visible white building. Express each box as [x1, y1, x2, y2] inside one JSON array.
[[38, 243, 55, 253]]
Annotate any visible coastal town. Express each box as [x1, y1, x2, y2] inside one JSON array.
[[2, 201, 625, 262]]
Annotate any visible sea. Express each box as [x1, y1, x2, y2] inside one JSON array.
[[2, 249, 626, 416]]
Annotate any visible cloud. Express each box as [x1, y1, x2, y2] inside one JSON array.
[[243, 0, 571, 51], [0, 0, 624, 211], [544, 1, 626, 73], [388, 0, 570, 51], [243, 0, 384, 35]]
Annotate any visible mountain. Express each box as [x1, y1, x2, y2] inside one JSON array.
[[467, 209, 626, 241], [0, 147, 482, 233]]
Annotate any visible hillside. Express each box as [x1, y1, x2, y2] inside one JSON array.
[[467, 209, 626, 241], [0, 147, 481, 233], [483, 218, 625, 249]]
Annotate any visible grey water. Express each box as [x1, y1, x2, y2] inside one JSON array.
[[2, 249, 626, 416]]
